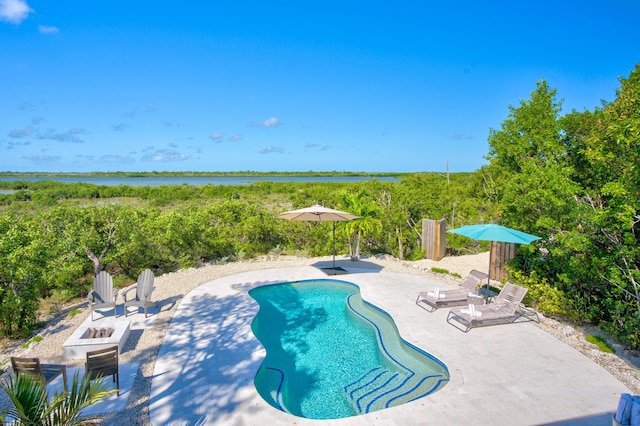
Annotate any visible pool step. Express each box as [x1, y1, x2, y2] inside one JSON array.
[[344, 368, 448, 414]]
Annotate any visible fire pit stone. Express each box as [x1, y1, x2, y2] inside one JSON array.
[[63, 321, 130, 360]]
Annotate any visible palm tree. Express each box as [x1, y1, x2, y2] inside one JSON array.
[[339, 190, 382, 261], [0, 372, 113, 425]]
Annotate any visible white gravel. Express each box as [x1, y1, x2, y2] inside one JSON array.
[[1, 252, 638, 425]]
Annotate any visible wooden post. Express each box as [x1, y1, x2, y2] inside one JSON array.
[[422, 219, 446, 261], [489, 241, 515, 281]]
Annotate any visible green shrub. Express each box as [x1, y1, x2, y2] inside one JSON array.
[[508, 270, 571, 317], [21, 335, 43, 349], [430, 267, 461, 279], [405, 248, 426, 261], [50, 288, 83, 303]]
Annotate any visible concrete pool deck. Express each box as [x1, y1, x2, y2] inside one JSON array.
[[149, 265, 631, 425]]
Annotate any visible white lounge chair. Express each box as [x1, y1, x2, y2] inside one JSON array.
[[446, 282, 529, 332], [416, 269, 488, 312]]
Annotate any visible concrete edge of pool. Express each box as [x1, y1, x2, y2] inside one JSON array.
[[149, 266, 630, 426], [249, 279, 450, 418]]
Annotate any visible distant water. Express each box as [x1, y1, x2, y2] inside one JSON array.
[[0, 176, 399, 187]]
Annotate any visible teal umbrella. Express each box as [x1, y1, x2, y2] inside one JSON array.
[[447, 224, 541, 282], [447, 224, 541, 245]]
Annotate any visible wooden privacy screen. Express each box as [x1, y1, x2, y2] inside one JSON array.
[[422, 219, 446, 261], [489, 241, 515, 281]]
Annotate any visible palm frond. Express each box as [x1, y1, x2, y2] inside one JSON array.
[[1, 371, 114, 426]]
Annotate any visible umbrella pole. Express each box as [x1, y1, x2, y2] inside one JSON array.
[[487, 241, 493, 287], [332, 222, 336, 269]]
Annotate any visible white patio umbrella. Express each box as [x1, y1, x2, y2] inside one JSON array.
[[277, 204, 361, 270]]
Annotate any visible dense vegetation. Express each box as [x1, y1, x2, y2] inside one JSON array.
[[0, 171, 408, 178], [1, 64, 638, 351]]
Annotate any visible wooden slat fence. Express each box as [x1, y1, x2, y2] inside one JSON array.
[[489, 241, 515, 281], [422, 219, 446, 261]]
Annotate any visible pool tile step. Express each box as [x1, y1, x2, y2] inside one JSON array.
[[345, 369, 449, 414]]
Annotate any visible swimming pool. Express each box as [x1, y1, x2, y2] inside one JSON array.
[[249, 279, 449, 419]]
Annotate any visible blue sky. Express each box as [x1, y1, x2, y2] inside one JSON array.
[[1, 1, 639, 173]]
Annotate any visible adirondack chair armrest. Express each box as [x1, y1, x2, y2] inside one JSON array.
[[122, 286, 137, 301]]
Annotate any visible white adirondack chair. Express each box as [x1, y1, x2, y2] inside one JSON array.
[[123, 269, 157, 318], [87, 271, 118, 321]]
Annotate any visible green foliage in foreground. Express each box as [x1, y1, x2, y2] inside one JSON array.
[[0, 372, 113, 425]]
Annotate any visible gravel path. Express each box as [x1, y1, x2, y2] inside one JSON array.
[[1, 253, 638, 425]]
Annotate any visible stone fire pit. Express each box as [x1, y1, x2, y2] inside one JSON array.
[[63, 321, 130, 360]]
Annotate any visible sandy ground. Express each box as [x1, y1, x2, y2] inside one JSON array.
[[1, 252, 638, 424]]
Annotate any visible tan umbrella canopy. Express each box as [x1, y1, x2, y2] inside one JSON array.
[[277, 204, 361, 270]]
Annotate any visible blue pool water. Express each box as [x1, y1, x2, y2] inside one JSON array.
[[249, 279, 449, 419]]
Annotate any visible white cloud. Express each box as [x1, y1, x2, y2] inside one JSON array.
[[112, 123, 129, 131], [38, 25, 58, 34], [259, 145, 285, 154], [22, 153, 61, 163], [8, 125, 33, 138], [209, 132, 224, 141], [99, 154, 135, 163], [249, 117, 284, 128], [141, 148, 188, 162], [450, 133, 473, 141], [0, 0, 33, 24], [38, 128, 85, 143], [263, 117, 283, 127], [6, 140, 31, 149], [305, 142, 330, 151]]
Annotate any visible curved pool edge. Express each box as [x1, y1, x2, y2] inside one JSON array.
[[249, 278, 450, 419], [149, 265, 631, 426]]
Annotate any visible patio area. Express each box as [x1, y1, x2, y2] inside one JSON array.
[[148, 265, 631, 425]]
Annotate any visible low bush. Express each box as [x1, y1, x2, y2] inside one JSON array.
[[585, 334, 615, 353], [509, 270, 572, 318]]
